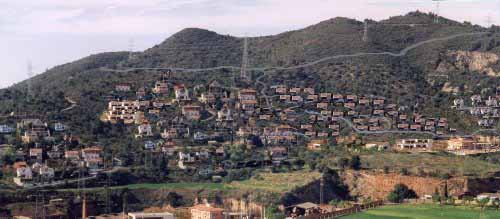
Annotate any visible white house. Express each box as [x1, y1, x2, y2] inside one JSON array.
[[0, 125, 14, 134], [16, 167, 33, 180], [137, 122, 153, 138]]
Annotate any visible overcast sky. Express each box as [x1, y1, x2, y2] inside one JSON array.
[[1, 0, 499, 88]]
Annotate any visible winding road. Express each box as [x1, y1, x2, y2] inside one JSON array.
[[61, 97, 77, 112], [101, 32, 488, 73]]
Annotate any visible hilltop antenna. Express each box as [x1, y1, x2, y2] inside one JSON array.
[[240, 35, 250, 82], [27, 60, 34, 99], [486, 14, 493, 28], [363, 20, 369, 42], [433, 0, 446, 24], [128, 38, 135, 61]]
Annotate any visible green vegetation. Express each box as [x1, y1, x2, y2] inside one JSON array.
[[360, 152, 500, 177], [387, 184, 417, 203], [340, 204, 500, 219]]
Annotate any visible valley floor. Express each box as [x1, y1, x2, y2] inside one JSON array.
[[340, 204, 500, 219]]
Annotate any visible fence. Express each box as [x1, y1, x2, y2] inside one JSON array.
[[304, 200, 384, 219]]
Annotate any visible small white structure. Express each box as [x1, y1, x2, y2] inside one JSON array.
[[137, 122, 153, 138], [16, 167, 33, 180], [128, 212, 175, 219]]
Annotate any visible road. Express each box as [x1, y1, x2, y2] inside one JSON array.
[[61, 96, 77, 112], [101, 32, 488, 73]]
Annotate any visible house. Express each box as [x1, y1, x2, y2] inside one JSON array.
[[200, 93, 216, 104], [270, 147, 288, 162], [22, 121, 50, 143], [137, 122, 153, 138], [153, 81, 169, 94], [289, 87, 301, 94], [291, 96, 303, 102], [115, 84, 131, 92], [144, 141, 155, 150], [317, 102, 328, 110], [307, 139, 327, 151], [106, 100, 141, 124], [373, 99, 385, 106], [358, 98, 370, 105], [275, 86, 288, 95], [477, 193, 500, 202], [320, 93, 332, 101], [397, 139, 433, 150], [64, 150, 80, 161], [217, 106, 232, 122], [0, 125, 14, 134], [38, 165, 55, 179], [453, 98, 464, 108], [136, 87, 147, 98], [174, 84, 190, 101], [29, 148, 43, 161], [397, 123, 409, 130], [15, 166, 33, 180], [53, 123, 65, 132], [365, 142, 389, 150], [332, 111, 344, 118], [344, 102, 356, 109], [82, 147, 103, 171], [190, 204, 224, 219], [208, 80, 225, 96], [306, 95, 318, 102], [447, 137, 475, 150], [182, 105, 202, 120], [373, 109, 384, 116], [303, 88, 315, 95], [346, 95, 357, 102], [332, 94, 344, 102], [280, 95, 291, 102], [129, 212, 175, 219]]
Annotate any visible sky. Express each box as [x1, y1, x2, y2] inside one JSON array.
[[1, 0, 499, 88]]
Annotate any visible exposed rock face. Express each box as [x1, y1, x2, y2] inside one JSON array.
[[437, 51, 500, 77]]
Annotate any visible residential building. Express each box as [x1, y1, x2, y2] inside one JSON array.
[[115, 84, 131, 92], [137, 122, 153, 138], [397, 139, 433, 150], [0, 125, 14, 134], [182, 105, 202, 120], [307, 139, 327, 151], [190, 204, 224, 219], [128, 212, 175, 219], [174, 84, 190, 101]]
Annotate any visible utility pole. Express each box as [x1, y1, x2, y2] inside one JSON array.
[[433, 0, 446, 24], [240, 36, 250, 82], [27, 60, 34, 100], [128, 38, 135, 61], [362, 20, 369, 42]]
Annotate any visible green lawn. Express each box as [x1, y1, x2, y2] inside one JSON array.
[[340, 204, 500, 219]]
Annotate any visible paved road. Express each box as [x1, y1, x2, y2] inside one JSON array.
[[61, 96, 77, 112]]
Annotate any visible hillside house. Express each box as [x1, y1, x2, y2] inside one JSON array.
[[29, 148, 43, 161], [115, 84, 131, 92], [289, 87, 301, 94], [317, 102, 328, 110], [174, 84, 191, 102], [304, 87, 315, 95], [0, 125, 14, 134], [54, 123, 65, 132], [307, 95, 319, 102], [397, 139, 433, 150], [208, 80, 224, 96], [137, 122, 153, 138], [447, 137, 475, 150], [307, 139, 327, 151], [16, 165, 33, 180], [182, 105, 202, 120], [200, 93, 216, 104], [22, 121, 50, 143], [320, 93, 332, 101], [136, 87, 147, 98], [270, 147, 288, 163], [106, 101, 141, 124], [190, 204, 224, 219], [332, 94, 344, 103], [346, 95, 357, 102], [217, 107, 232, 122], [275, 86, 288, 95], [153, 81, 169, 94]]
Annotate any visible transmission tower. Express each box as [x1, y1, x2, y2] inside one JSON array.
[[240, 36, 250, 82], [486, 14, 493, 28], [433, 0, 446, 24], [363, 20, 369, 42], [128, 38, 135, 61], [27, 60, 34, 99]]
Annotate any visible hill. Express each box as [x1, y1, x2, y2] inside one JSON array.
[[0, 11, 499, 138]]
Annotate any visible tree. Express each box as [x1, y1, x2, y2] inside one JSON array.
[[462, 195, 474, 205], [477, 197, 490, 210], [400, 168, 409, 176], [387, 184, 417, 203], [166, 192, 184, 208], [337, 157, 349, 170], [349, 155, 361, 170]]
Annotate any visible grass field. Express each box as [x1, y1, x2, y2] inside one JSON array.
[[361, 152, 500, 176], [340, 204, 500, 219], [228, 170, 321, 193], [57, 170, 320, 193]]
